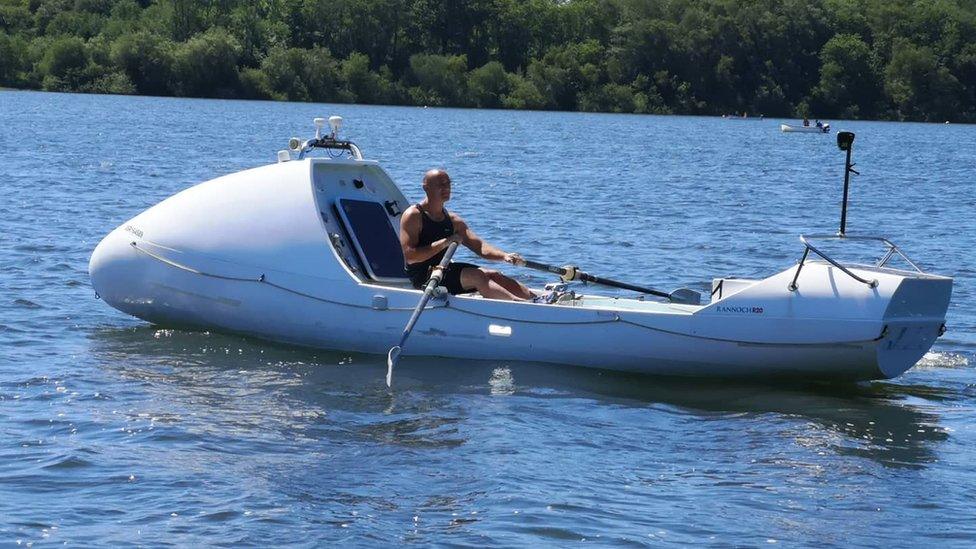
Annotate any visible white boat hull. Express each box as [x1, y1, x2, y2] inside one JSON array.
[[89, 143, 951, 382], [781, 124, 829, 133]]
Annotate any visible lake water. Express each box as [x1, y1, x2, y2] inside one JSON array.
[[2, 90, 975, 546]]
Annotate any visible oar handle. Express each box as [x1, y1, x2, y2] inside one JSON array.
[[520, 259, 566, 277]]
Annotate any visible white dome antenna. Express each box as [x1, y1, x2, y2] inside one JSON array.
[[313, 117, 326, 139], [329, 116, 343, 138]]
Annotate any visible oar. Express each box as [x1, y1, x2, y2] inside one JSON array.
[[517, 258, 701, 305], [386, 241, 460, 387]]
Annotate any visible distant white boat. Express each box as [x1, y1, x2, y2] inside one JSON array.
[[782, 123, 830, 133]]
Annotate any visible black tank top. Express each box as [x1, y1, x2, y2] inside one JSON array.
[[405, 204, 455, 278]]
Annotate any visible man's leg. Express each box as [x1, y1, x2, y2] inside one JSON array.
[[484, 269, 534, 300], [460, 267, 526, 301]]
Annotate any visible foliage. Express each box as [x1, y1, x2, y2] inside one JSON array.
[[467, 61, 510, 108], [342, 52, 397, 104], [110, 31, 173, 95], [260, 46, 347, 102], [408, 53, 468, 106], [37, 35, 89, 89], [1, 0, 974, 121], [170, 27, 241, 97], [0, 31, 30, 86]]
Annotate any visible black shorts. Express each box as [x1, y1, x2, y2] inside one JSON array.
[[408, 261, 480, 295]]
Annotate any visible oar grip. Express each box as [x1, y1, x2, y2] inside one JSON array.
[[423, 242, 459, 290], [520, 259, 567, 277]]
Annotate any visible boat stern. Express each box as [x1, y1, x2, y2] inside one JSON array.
[[874, 274, 953, 378]]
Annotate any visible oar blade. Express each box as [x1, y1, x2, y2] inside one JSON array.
[[668, 288, 702, 305], [386, 346, 401, 387]]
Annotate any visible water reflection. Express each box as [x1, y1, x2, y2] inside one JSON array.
[[88, 326, 953, 469], [88, 326, 469, 451], [486, 363, 952, 469]]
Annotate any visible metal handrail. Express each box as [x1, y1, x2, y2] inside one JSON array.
[[297, 137, 364, 160], [787, 234, 925, 291]]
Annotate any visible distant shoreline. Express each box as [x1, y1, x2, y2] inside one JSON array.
[[1, 86, 965, 125], [3, 1, 973, 124]]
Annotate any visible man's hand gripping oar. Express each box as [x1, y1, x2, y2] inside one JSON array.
[[515, 258, 701, 305], [386, 242, 460, 387]]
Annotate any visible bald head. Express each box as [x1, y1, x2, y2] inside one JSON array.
[[423, 169, 450, 186], [422, 169, 452, 203]]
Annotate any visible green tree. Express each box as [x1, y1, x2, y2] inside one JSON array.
[[79, 70, 135, 94], [0, 32, 29, 86], [170, 27, 241, 97], [467, 61, 511, 108], [37, 35, 89, 90], [408, 53, 468, 106], [260, 46, 347, 102], [884, 41, 962, 121], [502, 73, 546, 109], [0, 3, 32, 34], [578, 82, 635, 112], [110, 31, 174, 95], [526, 41, 605, 110], [168, 0, 205, 41], [342, 51, 393, 104], [239, 67, 275, 99], [814, 34, 882, 118], [45, 10, 105, 39]]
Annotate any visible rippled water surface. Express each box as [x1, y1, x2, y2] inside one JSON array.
[[2, 91, 975, 546]]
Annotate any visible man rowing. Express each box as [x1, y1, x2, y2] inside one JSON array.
[[399, 169, 535, 301]]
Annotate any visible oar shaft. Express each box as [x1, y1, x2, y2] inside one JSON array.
[[397, 272, 445, 347], [519, 258, 669, 298], [394, 242, 459, 349], [577, 272, 671, 299]]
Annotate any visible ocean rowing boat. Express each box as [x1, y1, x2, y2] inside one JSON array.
[[89, 118, 951, 381]]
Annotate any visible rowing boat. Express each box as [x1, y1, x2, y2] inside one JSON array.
[[89, 118, 951, 381]]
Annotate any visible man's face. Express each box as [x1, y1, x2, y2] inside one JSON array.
[[425, 175, 452, 202]]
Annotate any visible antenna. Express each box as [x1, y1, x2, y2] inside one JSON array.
[[328, 116, 343, 138], [313, 117, 326, 139], [836, 131, 859, 236]]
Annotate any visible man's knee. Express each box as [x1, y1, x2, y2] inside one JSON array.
[[461, 267, 488, 288], [486, 269, 516, 285]]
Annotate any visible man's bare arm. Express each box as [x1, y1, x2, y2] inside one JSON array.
[[453, 215, 521, 264], [400, 207, 461, 264]]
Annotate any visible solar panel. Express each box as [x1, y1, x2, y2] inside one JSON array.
[[334, 198, 408, 281]]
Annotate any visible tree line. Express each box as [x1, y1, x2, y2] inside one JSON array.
[[1, 0, 974, 122]]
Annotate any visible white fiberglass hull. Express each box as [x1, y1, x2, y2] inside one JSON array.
[[90, 225, 949, 381], [781, 124, 829, 133], [89, 152, 951, 382]]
